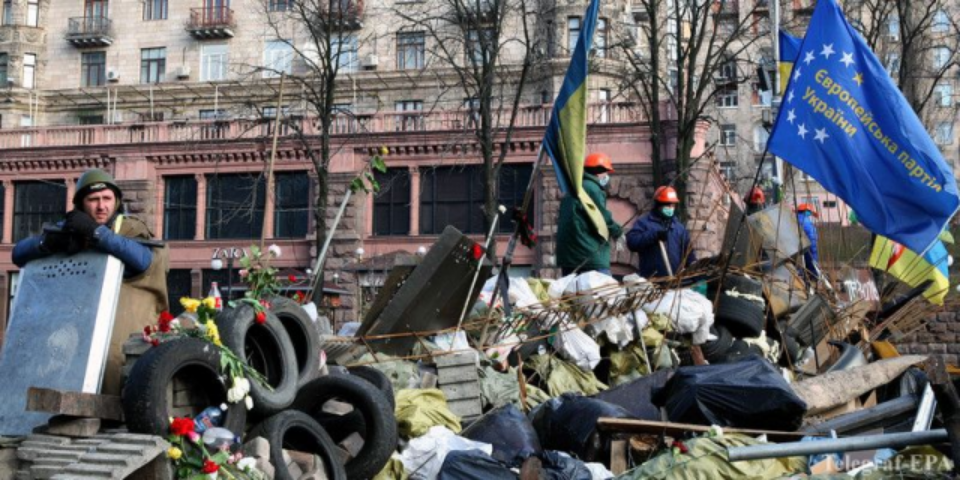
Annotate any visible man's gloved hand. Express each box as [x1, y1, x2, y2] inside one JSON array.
[[656, 228, 669, 243], [64, 210, 100, 238], [40, 231, 70, 253]]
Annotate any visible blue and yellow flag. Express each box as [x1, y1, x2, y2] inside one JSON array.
[[768, 0, 959, 255], [779, 31, 802, 93], [541, 0, 608, 240], [869, 236, 950, 305]]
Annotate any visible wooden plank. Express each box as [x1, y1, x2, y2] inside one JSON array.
[[610, 439, 628, 475], [26, 388, 123, 422], [596, 418, 819, 443]]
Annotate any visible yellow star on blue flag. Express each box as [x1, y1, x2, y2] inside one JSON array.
[[769, 0, 959, 255]]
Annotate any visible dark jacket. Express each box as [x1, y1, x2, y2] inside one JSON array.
[[13, 220, 153, 276], [556, 173, 623, 272], [626, 210, 696, 278]]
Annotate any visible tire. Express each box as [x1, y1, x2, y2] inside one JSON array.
[[291, 374, 398, 480], [218, 304, 298, 415], [122, 338, 247, 437], [721, 275, 763, 296], [268, 296, 320, 389], [701, 326, 735, 362], [715, 295, 765, 338], [348, 366, 396, 410], [248, 411, 347, 480]]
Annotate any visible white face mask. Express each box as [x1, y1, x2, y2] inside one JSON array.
[[598, 175, 611, 187], [661, 206, 675, 218]]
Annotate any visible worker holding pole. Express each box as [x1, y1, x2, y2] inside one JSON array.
[[626, 186, 695, 278]]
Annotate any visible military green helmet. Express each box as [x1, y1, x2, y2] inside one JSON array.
[[73, 168, 122, 207]]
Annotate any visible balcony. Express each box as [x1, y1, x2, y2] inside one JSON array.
[[0, 102, 647, 150], [186, 7, 235, 39], [65, 17, 114, 48], [317, 0, 363, 30]]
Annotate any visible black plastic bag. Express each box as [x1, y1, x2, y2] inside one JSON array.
[[438, 450, 517, 480], [528, 393, 634, 460], [461, 404, 542, 467], [540, 451, 592, 480], [652, 355, 807, 431], [594, 368, 673, 420]]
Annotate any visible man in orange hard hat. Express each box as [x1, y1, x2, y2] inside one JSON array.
[[745, 186, 766, 216], [626, 186, 695, 278], [796, 203, 820, 282], [556, 152, 623, 275]]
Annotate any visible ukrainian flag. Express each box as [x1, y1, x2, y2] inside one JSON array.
[[778, 30, 802, 93], [869, 236, 951, 305], [541, 0, 608, 240]]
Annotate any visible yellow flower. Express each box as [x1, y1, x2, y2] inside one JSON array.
[[180, 297, 201, 313], [202, 297, 217, 310], [167, 447, 182, 460], [379, 146, 389, 156], [205, 321, 222, 347]]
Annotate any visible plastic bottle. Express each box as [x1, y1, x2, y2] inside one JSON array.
[[193, 405, 225, 433], [208, 282, 223, 311], [202, 427, 237, 450]]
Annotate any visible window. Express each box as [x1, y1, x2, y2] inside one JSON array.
[[2, 0, 11, 25], [595, 18, 607, 58], [567, 17, 581, 53], [163, 176, 197, 240], [274, 172, 310, 238], [936, 122, 953, 145], [22, 54, 35, 89], [887, 17, 899, 39], [200, 44, 228, 81], [13, 181, 66, 242], [332, 35, 358, 72], [719, 124, 736, 146], [268, 0, 291, 11], [0, 53, 8, 85], [199, 109, 225, 120], [933, 10, 949, 34], [823, 200, 837, 208], [373, 169, 410, 236], [263, 40, 293, 77], [206, 173, 265, 239], [936, 83, 953, 107], [419, 164, 532, 234], [78, 114, 104, 125], [81, 51, 106, 87], [26, 0, 38, 26], [142, 0, 166, 19], [395, 100, 423, 131], [140, 47, 166, 84], [466, 28, 494, 65], [884, 52, 900, 75], [598, 88, 611, 123], [719, 57, 737, 82], [716, 87, 738, 107], [165, 269, 193, 316], [753, 125, 769, 151], [396, 32, 425, 70], [933, 46, 951, 69]]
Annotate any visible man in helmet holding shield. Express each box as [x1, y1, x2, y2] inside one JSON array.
[[13, 168, 168, 395]]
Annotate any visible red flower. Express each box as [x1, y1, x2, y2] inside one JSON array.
[[471, 243, 484, 260], [255, 311, 266, 324], [672, 440, 689, 454], [169, 417, 195, 436], [143, 326, 153, 336], [288, 274, 297, 283], [201, 459, 220, 474], [294, 292, 305, 303], [158, 311, 175, 323], [150, 339, 160, 347]]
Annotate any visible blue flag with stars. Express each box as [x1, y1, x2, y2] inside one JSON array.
[[769, 0, 959, 255]]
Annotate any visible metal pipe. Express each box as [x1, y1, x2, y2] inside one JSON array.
[[804, 394, 919, 435], [308, 188, 352, 299], [912, 384, 937, 432], [728, 429, 948, 462]]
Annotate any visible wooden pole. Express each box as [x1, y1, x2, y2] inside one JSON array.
[[261, 73, 285, 250]]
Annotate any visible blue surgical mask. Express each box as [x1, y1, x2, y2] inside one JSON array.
[[598, 175, 610, 187], [661, 206, 675, 218]]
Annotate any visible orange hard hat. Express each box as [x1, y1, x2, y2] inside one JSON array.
[[747, 187, 765, 205], [653, 186, 680, 204], [796, 203, 819, 217], [584, 152, 614, 173]]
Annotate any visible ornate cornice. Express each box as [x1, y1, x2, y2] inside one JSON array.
[[0, 156, 112, 173]]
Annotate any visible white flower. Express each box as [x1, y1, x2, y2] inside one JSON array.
[[220, 403, 228, 411], [227, 386, 242, 403], [238, 378, 251, 395], [267, 244, 282, 258], [237, 458, 257, 471], [244, 395, 254, 410]]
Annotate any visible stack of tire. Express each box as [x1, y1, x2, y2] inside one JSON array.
[[700, 274, 774, 364], [122, 296, 398, 480]]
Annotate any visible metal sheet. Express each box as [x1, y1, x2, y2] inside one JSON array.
[[0, 252, 123, 436], [359, 226, 492, 355], [747, 203, 810, 260]]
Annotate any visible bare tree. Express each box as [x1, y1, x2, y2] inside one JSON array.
[[392, 0, 543, 238], [620, 0, 765, 209]]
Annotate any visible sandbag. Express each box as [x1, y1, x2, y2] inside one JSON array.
[[528, 393, 634, 460], [399, 426, 492, 480], [437, 449, 516, 480], [607, 344, 651, 387], [642, 288, 715, 345], [461, 404, 542, 467], [555, 325, 601, 371], [395, 388, 461, 438], [526, 354, 607, 397], [652, 355, 807, 431]]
